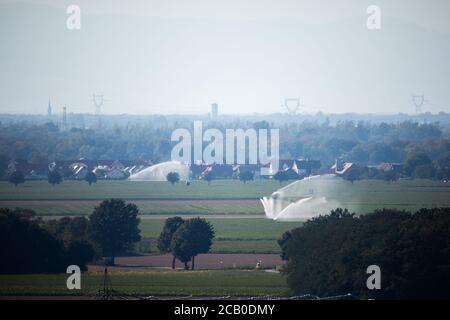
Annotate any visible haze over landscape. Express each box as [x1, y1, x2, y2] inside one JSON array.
[[2, 1, 450, 304], [1, 0, 450, 115]]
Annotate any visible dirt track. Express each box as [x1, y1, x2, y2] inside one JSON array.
[[88, 254, 283, 271]]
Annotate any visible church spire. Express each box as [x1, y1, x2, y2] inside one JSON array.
[[47, 98, 52, 116]]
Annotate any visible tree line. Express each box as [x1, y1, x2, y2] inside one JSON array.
[[0, 208, 94, 273], [0, 199, 215, 273], [6, 168, 98, 187], [279, 207, 450, 299], [0, 120, 448, 174], [0, 199, 141, 273]]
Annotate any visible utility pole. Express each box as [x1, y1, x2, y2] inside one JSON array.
[[62, 106, 67, 131], [47, 98, 52, 116], [97, 267, 114, 300]]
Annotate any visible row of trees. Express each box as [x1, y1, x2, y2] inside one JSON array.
[[48, 170, 97, 186], [1, 199, 217, 273], [0, 209, 94, 273], [279, 208, 450, 299], [166, 170, 255, 185], [0, 199, 141, 273], [7, 170, 97, 187], [340, 151, 450, 183], [157, 217, 215, 270], [0, 120, 447, 172]]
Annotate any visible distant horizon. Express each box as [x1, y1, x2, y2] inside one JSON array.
[[0, 111, 450, 118], [0, 110, 448, 117], [1, 0, 450, 115]]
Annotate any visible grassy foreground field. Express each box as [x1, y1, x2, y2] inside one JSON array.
[[0, 271, 289, 297]]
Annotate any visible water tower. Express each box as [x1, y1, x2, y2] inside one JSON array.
[[211, 103, 219, 119]]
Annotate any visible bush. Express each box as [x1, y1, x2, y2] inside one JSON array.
[[0, 208, 95, 274], [8, 170, 25, 186], [166, 172, 180, 185], [48, 170, 63, 186], [280, 208, 450, 299]]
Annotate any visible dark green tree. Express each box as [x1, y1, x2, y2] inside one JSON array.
[[380, 170, 398, 182], [8, 170, 25, 187], [166, 172, 180, 185], [89, 199, 141, 265], [278, 230, 292, 261], [280, 208, 450, 299], [238, 171, 254, 184], [157, 217, 184, 269], [203, 170, 214, 185], [65, 240, 95, 272], [170, 218, 215, 270], [85, 171, 97, 185], [0, 208, 66, 273], [170, 224, 193, 270], [185, 218, 215, 270], [273, 171, 288, 184], [43, 216, 95, 271], [45, 216, 90, 246], [343, 166, 361, 184], [48, 170, 63, 186], [0, 155, 9, 179], [404, 152, 432, 177], [413, 164, 436, 179]]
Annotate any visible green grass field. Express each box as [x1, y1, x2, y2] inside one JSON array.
[[0, 271, 289, 297], [1, 179, 450, 216], [0, 202, 264, 216], [139, 216, 302, 239], [279, 179, 450, 213], [139, 216, 303, 254], [0, 180, 287, 200], [2, 179, 450, 297], [2, 178, 450, 254]]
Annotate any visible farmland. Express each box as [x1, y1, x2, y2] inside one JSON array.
[[1, 179, 450, 217], [0, 179, 283, 216], [2, 178, 450, 254], [0, 270, 289, 297], [0, 180, 287, 201], [139, 216, 303, 254], [0, 199, 264, 216]]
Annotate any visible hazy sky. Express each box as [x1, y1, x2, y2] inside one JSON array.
[[1, 0, 449, 115]]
